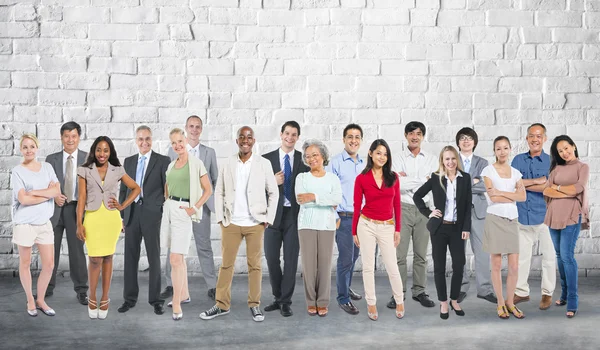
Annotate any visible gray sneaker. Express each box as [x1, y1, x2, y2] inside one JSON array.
[[250, 306, 264, 322], [199, 305, 229, 320]]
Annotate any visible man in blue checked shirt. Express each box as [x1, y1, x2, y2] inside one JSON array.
[[326, 123, 366, 315], [511, 123, 556, 311]]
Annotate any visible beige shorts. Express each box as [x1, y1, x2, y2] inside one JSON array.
[[160, 199, 193, 255], [12, 222, 54, 247]]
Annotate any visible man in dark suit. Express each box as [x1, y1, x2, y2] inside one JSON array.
[[46, 122, 89, 305], [117, 126, 170, 315], [161, 115, 218, 301], [262, 121, 310, 317]]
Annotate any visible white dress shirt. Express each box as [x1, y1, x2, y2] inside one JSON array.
[[279, 148, 294, 207], [443, 172, 462, 222], [187, 143, 201, 160], [231, 154, 261, 227], [62, 150, 78, 201], [393, 147, 438, 206]]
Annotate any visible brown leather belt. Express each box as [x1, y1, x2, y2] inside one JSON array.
[[360, 214, 394, 225], [338, 211, 353, 217], [442, 220, 457, 225]]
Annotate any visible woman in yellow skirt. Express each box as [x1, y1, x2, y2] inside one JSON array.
[[76, 136, 140, 319]]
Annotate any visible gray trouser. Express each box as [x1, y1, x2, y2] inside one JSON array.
[[164, 208, 217, 289], [460, 212, 494, 296], [396, 203, 429, 296]]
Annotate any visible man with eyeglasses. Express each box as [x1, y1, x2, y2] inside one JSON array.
[[326, 124, 365, 315], [455, 127, 497, 304]]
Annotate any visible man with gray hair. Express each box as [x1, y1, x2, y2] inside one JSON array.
[[118, 125, 171, 315], [161, 115, 219, 302]]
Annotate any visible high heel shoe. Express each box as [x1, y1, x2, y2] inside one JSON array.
[[367, 305, 378, 321], [440, 304, 449, 320], [450, 302, 465, 316], [172, 312, 183, 321], [88, 298, 98, 319], [395, 303, 405, 319], [98, 299, 110, 320]]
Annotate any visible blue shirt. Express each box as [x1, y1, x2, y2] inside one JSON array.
[[326, 150, 365, 213], [511, 151, 550, 225]]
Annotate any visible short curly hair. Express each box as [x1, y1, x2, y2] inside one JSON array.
[[302, 139, 330, 167]]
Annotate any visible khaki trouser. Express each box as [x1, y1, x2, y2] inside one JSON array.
[[516, 223, 556, 297], [396, 203, 429, 296], [298, 229, 335, 308], [215, 223, 264, 310], [357, 217, 404, 306]]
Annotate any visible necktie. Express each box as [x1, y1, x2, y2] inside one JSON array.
[[136, 155, 146, 201], [283, 154, 292, 201], [464, 158, 471, 173], [65, 155, 74, 202]]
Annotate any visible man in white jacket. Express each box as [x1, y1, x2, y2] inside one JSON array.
[[200, 126, 279, 322]]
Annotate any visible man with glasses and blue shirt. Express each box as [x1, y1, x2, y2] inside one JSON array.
[[327, 124, 365, 315]]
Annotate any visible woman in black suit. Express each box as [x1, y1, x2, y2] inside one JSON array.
[[414, 145, 472, 320]]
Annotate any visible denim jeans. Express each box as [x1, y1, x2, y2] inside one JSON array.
[[548, 216, 581, 311], [336, 216, 360, 304]]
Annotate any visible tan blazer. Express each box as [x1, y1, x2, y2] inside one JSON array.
[[215, 154, 279, 227], [77, 163, 126, 211]]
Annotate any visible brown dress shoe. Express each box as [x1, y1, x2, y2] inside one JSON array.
[[513, 294, 530, 304], [539, 295, 552, 310]]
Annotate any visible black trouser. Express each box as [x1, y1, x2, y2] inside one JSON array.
[[48, 202, 88, 294], [264, 207, 300, 306], [123, 202, 163, 306], [431, 223, 466, 302]]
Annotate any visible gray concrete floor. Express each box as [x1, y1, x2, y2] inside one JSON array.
[[1, 274, 599, 350]]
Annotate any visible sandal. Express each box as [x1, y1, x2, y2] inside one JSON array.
[[88, 298, 98, 319], [566, 310, 577, 318], [367, 305, 378, 321], [497, 305, 509, 319], [317, 306, 328, 317], [98, 299, 110, 320], [395, 303, 405, 319], [506, 304, 525, 319], [555, 299, 567, 306], [307, 306, 317, 316]]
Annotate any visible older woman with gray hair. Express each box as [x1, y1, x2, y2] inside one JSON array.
[[295, 139, 342, 317]]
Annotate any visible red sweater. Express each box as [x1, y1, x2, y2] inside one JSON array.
[[352, 170, 401, 235]]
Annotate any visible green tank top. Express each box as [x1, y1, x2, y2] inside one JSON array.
[[167, 162, 190, 199]]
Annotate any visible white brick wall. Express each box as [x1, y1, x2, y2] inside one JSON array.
[[1, 0, 599, 276]]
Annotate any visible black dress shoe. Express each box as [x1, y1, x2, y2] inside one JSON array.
[[207, 288, 216, 301], [386, 295, 406, 309], [440, 305, 449, 320], [349, 288, 363, 301], [457, 292, 467, 304], [339, 302, 359, 315], [413, 293, 435, 308], [477, 293, 498, 304], [160, 286, 173, 300], [280, 304, 293, 317], [154, 303, 165, 315], [118, 302, 135, 313], [77, 293, 88, 305], [264, 302, 280, 312]]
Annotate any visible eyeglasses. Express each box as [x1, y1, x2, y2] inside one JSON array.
[[305, 153, 322, 160], [459, 136, 474, 141]]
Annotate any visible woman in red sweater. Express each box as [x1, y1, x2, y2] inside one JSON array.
[[353, 139, 403, 321]]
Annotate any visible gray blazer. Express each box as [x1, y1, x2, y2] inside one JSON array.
[[77, 163, 126, 212], [120, 151, 170, 227], [168, 143, 217, 213], [46, 149, 87, 226], [215, 154, 279, 227], [468, 155, 489, 220]]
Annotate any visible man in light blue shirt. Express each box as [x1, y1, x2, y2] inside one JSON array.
[[326, 124, 365, 315], [511, 123, 556, 310]]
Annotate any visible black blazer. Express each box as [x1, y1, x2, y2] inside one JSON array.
[[413, 171, 472, 234], [262, 149, 310, 229], [119, 151, 171, 227]]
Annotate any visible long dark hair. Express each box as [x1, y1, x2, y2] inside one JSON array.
[[82, 136, 121, 168], [549, 135, 578, 173], [362, 139, 397, 188]]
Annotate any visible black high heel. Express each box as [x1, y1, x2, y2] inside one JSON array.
[[440, 304, 449, 320], [450, 301, 465, 316]]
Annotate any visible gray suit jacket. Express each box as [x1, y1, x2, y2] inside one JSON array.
[[119, 151, 171, 227], [168, 143, 217, 213], [46, 149, 87, 226], [468, 155, 489, 220]]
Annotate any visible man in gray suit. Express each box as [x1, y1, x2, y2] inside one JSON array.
[[161, 115, 218, 301], [456, 127, 497, 304], [118, 126, 171, 315], [46, 122, 89, 305]]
